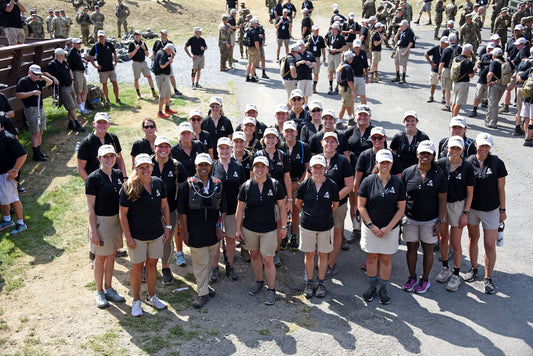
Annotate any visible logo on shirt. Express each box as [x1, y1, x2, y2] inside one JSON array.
[[156, 189, 161, 197], [267, 189, 273, 196], [332, 164, 338, 171], [455, 173, 462, 180], [486, 168, 493, 175], [168, 171, 174, 177], [427, 180, 433, 187], [385, 187, 396, 194], [220, 126, 226, 131], [295, 154, 301, 160], [233, 171, 239, 178], [324, 191, 330, 199], [276, 161, 283, 166], [117, 179, 122, 185]]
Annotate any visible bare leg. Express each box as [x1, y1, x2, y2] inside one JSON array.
[[145, 257, 158, 297], [305, 251, 316, 281], [467, 223, 480, 268]]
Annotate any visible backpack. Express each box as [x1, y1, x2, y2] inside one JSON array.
[[279, 53, 293, 78], [447, 44, 461, 69], [335, 62, 352, 87], [362, 26, 374, 50], [86, 84, 109, 109], [521, 73, 533, 98], [450, 56, 467, 82], [494, 59, 512, 86], [241, 177, 280, 202], [243, 28, 253, 47]]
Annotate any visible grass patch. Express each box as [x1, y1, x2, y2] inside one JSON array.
[[84, 330, 128, 356], [119, 313, 169, 332], [168, 325, 202, 341], [0, 319, 7, 330], [142, 335, 172, 354], [20, 316, 29, 323], [257, 328, 271, 336], [84, 281, 97, 291]]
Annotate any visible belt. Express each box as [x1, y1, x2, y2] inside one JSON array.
[[355, 75, 364, 78], [331, 52, 341, 55]]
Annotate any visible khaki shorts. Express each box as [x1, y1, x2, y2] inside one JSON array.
[[421, 1, 432, 11], [333, 202, 348, 228], [429, 72, 439, 86], [0, 173, 19, 205], [248, 47, 260, 67], [242, 226, 277, 256], [162, 210, 178, 265], [521, 101, 533, 118], [277, 38, 290, 47], [340, 86, 353, 107], [444, 200, 465, 227], [132, 61, 151, 79], [468, 208, 500, 230], [441, 68, 452, 90], [24, 106, 46, 133], [128, 236, 164, 264], [312, 61, 321, 75], [5, 27, 25, 45], [475, 83, 488, 100], [60, 85, 77, 111], [453, 81, 469, 106], [230, 34, 236, 46], [260, 46, 265, 58], [98, 70, 118, 83], [371, 51, 381, 66], [394, 48, 409, 67], [156, 74, 171, 99], [402, 216, 438, 244], [89, 214, 124, 256], [299, 226, 334, 253], [354, 76, 366, 96], [283, 79, 298, 97], [360, 224, 399, 254], [224, 214, 237, 238], [328, 53, 342, 71], [298, 79, 313, 97], [516, 86, 523, 115], [192, 55, 205, 70], [73, 71, 87, 93]]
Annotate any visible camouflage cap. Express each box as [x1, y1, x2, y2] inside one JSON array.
[[500, 7, 508, 12], [30, 8, 36, 13], [48, 8, 53, 13], [466, 13, 473, 18]]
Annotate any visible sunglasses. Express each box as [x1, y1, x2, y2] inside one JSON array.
[[371, 136, 384, 141], [210, 104, 220, 108], [311, 109, 322, 113], [190, 117, 202, 122], [144, 125, 156, 129], [292, 97, 303, 101]]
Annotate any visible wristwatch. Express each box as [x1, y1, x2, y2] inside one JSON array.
[[437, 219, 445, 224], [463, 211, 469, 215], [366, 221, 373, 228], [164, 225, 172, 229], [281, 225, 288, 229]]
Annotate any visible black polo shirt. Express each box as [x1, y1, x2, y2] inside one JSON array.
[[371, 31, 382, 52], [355, 148, 402, 181], [309, 130, 348, 155], [235, 120, 267, 139], [0, 130, 26, 174], [238, 177, 285, 232], [152, 39, 173, 53], [345, 125, 374, 168], [358, 174, 406, 228], [276, 17, 291, 39], [466, 153, 507, 211], [128, 40, 147, 62], [350, 50, 369, 76], [0, 92, 12, 113], [397, 27, 415, 48], [440, 44, 461, 68], [306, 34, 326, 58], [45, 59, 72, 86], [401, 165, 448, 221], [185, 36, 207, 56], [152, 157, 188, 212], [320, 152, 353, 205], [282, 53, 297, 80], [257, 149, 290, 194], [300, 121, 322, 144], [344, 21, 361, 43], [274, 3, 284, 17], [390, 130, 430, 171], [153, 49, 170, 75], [437, 157, 476, 203], [488, 58, 502, 82], [0, 2, 23, 28], [88, 41, 115, 72], [302, 16, 312, 38], [477, 53, 492, 84], [326, 33, 346, 50], [296, 177, 339, 231], [170, 141, 205, 177], [426, 44, 444, 73], [235, 150, 254, 180], [119, 177, 167, 241], [130, 137, 153, 158], [283, 2, 297, 18], [296, 50, 316, 80], [194, 130, 213, 153], [77, 132, 122, 176], [280, 140, 311, 180], [201, 115, 234, 144], [85, 168, 123, 216], [0, 115, 17, 137], [438, 136, 476, 159], [16, 76, 46, 107], [67, 47, 86, 71], [288, 109, 312, 131], [454, 54, 474, 82], [248, 26, 262, 47], [211, 158, 246, 215]]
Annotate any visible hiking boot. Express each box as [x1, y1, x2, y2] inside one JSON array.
[[484, 277, 495, 294], [192, 295, 209, 309], [104, 287, 125, 302], [391, 76, 401, 82], [95, 290, 109, 308], [262, 72, 270, 79], [379, 285, 391, 305], [513, 126, 525, 136], [157, 112, 170, 119], [141, 266, 146, 283], [75, 120, 86, 132], [145, 294, 168, 310], [220, 67, 230, 72], [363, 279, 379, 302], [468, 111, 478, 117], [33, 152, 47, 162], [116, 99, 122, 105], [524, 139, 533, 146], [399, 77, 406, 84], [226, 265, 238, 281], [446, 275, 461, 292], [175, 251, 186, 266], [414, 279, 430, 294], [498, 105, 509, 113], [210, 266, 219, 282], [0, 219, 15, 232], [436, 267, 452, 283], [10, 223, 27, 235], [131, 300, 143, 317], [303, 283, 314, 298], [264, 289, 276, 305], [289, 235, 299, 251], [273, 251, 281, 267], [246, 76, 251, 82], [162, 268, 174, 285], [241, 247, 251, 262], [324, 264, 337, 280], [249, 281, 264, 296], [403, 276, 417, 292], [250, 76, 259, 83], [441, 105, 451, 112], [463, 267, 478, 282], [427, 96, 434, 103], [68, 120, 76, 131], [279, 237, 288, 250], [315, 283, 327, 298], [174, 88, 182, 96]]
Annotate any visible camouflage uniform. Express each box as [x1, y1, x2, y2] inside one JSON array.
[[387, 10, 405, 45], [237, 15, 250, 58], [115, 2, 130, 37], [77, 10, 93, 44], [473, 11, 483, 30], [401, 1, 413, 22], [61, 11, 73, 37], [493, 12, 511, 45], [460, 17, 481, 59], [219, 16, 232, 70], [362, 0, 376, 18], [512, 8, 527, 29], [445, 2, 457, 22], [434, 0, 445, 39], [28, 17, 45, 39], [491, 0, 506, 30], [51, 12, 68, 38], [91, 9, 105, 38], [239, 6, 251, 18], [46, 13, 54, 38]]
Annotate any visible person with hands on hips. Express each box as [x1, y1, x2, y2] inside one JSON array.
[[119, 154, 171, 317]]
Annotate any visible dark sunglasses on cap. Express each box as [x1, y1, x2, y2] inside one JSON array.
[[210, 104, 220, 108], [292, 97, 303, 101], [144, 125, 156, 129], [190, 117, 202, 121], [371, 136, 385, 141], [311, 108, 322, 113]]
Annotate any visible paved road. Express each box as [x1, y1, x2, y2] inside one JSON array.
[[89, 20, 533, 355]]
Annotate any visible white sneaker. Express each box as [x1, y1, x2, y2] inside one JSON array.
[[446, 274, 461, 292], [145, 294, 168, 310], [436, 267, 452, 283], [131, 299, 143, 317]]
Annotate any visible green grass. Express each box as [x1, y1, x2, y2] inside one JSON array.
[[168, 325, 202, 341], [83, 330, 128, 356], [257, 328, 271, 336], [119, 313, 170, 332], [142, 335, 172, 354], [84, 281, 97, 291]]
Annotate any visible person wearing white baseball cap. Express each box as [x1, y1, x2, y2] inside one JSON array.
[[240, 116, 261, 152], [273, 104, 289, 134], [391, 19, 415, 84], [171, 122, 206, 177], [434, 135, 474, 292], [484, 46, 506, 128], [300, 101, 322, 143], [400, 140, 447, 295], [237, 103, 268, 139], [151, 30, 182, 97], [209, 136, 246, 282], [88, 30, 122, 105], [450, 44, 475, 117], [336, 51, 357, 122], [184, 26, 208, 90], [437, 116, 477, 159], [288, 89, 312, 128], [128, 30, 158, 100], [390, 111, 430, 171], [188, 110, 214, 157], [326, 21, 347, 95], [464, 133, 507, 294], [308, 109, 348, 156], [307, 25, 327, 93], [231, 131, 254, 180], [177, 152, 225, 309], [130, 118, 158, 168], [295, 39, 317, 106], [201, 97, 233, 159], [120, 153, 171, 316], [369, 22, 386, 83], [467, 43, 495, 118], [275, 8, 291, 62], [425, 36, 449, 103], [295, 154, 339, 298], [235, 155, 287, 305], [357, 148, 406, 304]]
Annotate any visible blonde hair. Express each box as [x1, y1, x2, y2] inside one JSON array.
[[122, 169, 145, 201]]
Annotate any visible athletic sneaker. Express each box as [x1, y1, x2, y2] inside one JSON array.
[[175, 251, 187, 266], [195, 83, 202, 88], [324, 264, 337, 280], [162, 268, 174, 285], [10, 223, 27, 235], [463, 267, 479, 282], [104, 287, 125, 302], [379, 287, 391, 305], [414, 279, 430, 294], [145, 294, 168, 310], [484, 278, 495, 294], [303, 283, 314, 298], [446, 275, 461, 292], [226, 265, 238, 281], [363, 285, 377, 302], [249, 281, 264, 296], [264, 289, 276, 305], [210, 267, 219, 282], [131, 300, 143, 317], [0, 220, 15, 231], [95, 290, 109, 308], [315, 284, 327, 298], [403, 276, 417, 292], [436, 267, 452, 283]]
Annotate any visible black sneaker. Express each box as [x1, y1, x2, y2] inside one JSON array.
[[174, 88, 182, 96], [162, 268, 174, 285], [246, 76, 251, 82], [464, 267, 478, 283], [363, 284, 378, 302], [195, 83, 202, 88], [68, 120, 76, 130], [17, 183, 26, 194], [379, 286, 391, 305], [289, 236, 299, 251], [279, 237, 288, 250], [210, 266, 219, 282], [484, 277, 495, 294], [262, 73, 270, 79], [468, 111, 478, 118], [250, 77, 259, 83], [115, 248, 128, 257], [249, 281, 264, 296], [513, 127, 525, 136], [226, 265, 238, 281], [75, 120, 86, 132], [524, 139, 533, 146]]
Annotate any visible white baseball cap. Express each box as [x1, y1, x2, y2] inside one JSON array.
[[195, 153, 213, 165], [447, 136, 465, 149], [376, 149, 394, 163], [134, 153, 153, 167], [490, 33, 501, 40], [242, 116, 256, 126], [309, 101, 322, 111], [476, 132, 493, 147], [154, 136, 171, 146], [97, 144, 117, 157], [275, 104, 289, 113], [97, 30, 105, 37], [209, 96, 223, 105], [321, 109, 337, 120], [245, 103, 258, 113], [283, 120, 297, 131], [178, 122, 194, 134], [232, 131, 246, 141], [217, 137, 232, 147], [253, 155, 269, 167], [417, 140, 436, 154], [403, 111, 418, 120], [188, 109, 203, 119], [93, 112, 110, 123], [370, 126, 386, 137], [356, 105, 371, 115], [440, 36, 449, 43], [263, 127, 280, 138], [29, 64, 42, 75], [514, 37, 527, 45], [323, 131, 339, 142], [309, 155, 327, 167], [290, 89, 304, 99], [450, 116, 467, 128]]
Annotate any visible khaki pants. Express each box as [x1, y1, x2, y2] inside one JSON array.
[[190, 244, 219, 296], [486, 83, 506, 126]]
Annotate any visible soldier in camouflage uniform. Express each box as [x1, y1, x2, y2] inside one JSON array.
[[434, 0, 445, 39], [77, 7, 93, 45], [28, 9, 44, 23], [115, 0, 130, 37], [472, 4, 483, 29], [219, 15, 232, 71], [266, 0, 276, 23], [46, 9, 54, 38], [51, 10, 68, 39], [491, 0, 507, 31], [401, 0, 413, 22], [512, 2, 528, 29], [460, 13, 480, 60], [237, 12, 250, 58], [458, 7, 472, 27], [376, 4, 389, 24], [522, 16, 533, 41], [445, 0, 457, 22], [387, 8, 406, 46], [493, 7, 510, 45], [91, 6, 105, 38], [362, 0, 376, 18], [239, 2, 251, 18], [61, 10, 73, 37], [28, 13, 45, 39]]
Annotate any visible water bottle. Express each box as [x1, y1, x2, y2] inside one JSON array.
[[75, 142, 81, 152], [497, 222, 505, 247]]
